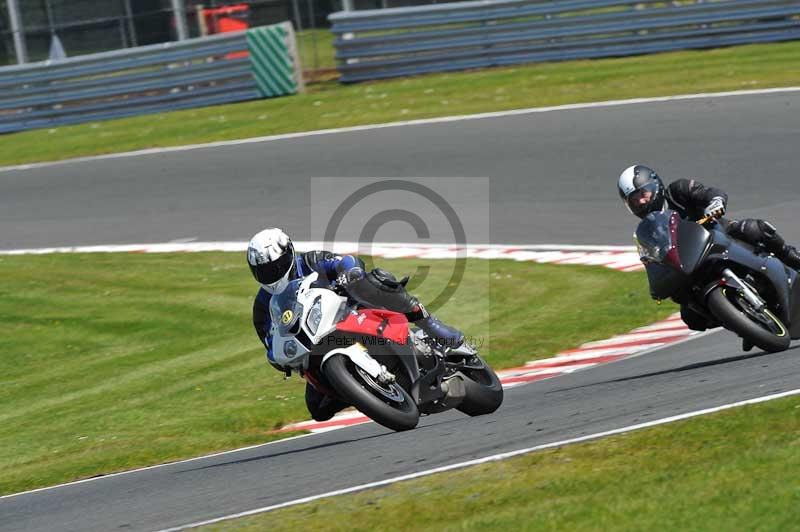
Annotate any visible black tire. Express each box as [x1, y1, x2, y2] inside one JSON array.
[[455, 357, 504, 416], [323, 354, 419, 431], [707, 286, 791, 353]]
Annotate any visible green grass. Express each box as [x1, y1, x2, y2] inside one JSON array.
[[3, 40, 799, 167], [0, 253, 674, 495], [200, 395, 800, 531], [296, 28, 337, 71]]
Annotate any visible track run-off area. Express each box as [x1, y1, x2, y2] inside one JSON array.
[[2, 89, 799, 531]]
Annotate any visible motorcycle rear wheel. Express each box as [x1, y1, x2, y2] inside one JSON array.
[[707, 286, 791, 353], [324, 354, 420, 431], [454, 355, 504, 416]]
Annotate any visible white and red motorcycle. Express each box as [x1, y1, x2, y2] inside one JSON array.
[[269, 272, 503, 431]]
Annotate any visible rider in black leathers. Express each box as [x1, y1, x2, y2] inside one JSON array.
[[618, 164, 800, 333]]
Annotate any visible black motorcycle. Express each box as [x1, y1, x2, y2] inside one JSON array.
[[636, 210, 800, 352]]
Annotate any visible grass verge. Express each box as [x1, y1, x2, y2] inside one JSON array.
[[2, 41, 799, 167], [1, 253, 673, 495], [198, 394, 800, 531]]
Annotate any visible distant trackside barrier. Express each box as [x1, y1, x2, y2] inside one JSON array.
[[0, 22, 304, 134], [329, 0, 800, 83]]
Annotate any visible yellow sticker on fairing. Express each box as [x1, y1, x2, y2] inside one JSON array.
[[281, 310, 293, 324]]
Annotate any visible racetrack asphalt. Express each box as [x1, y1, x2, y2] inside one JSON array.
[[1, 90, 799, 249], [4, 332, 799, 532], [2, 90, 799, 531]]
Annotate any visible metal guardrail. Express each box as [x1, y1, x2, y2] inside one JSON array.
[[0, 23, 301, 134], [329, 0, 800, 83]]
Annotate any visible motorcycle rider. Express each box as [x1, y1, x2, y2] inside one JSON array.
[[618, 164, 800, 342], [247, 227, 465, 422]]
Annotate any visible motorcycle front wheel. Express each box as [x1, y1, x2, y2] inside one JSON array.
[[707, 286, 791, 353], [323, 354, 420, 432]]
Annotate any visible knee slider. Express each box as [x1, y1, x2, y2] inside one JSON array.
[[758, 220, 778, 238], [730, 219, 764, 244], [757, 220, 785, 248]]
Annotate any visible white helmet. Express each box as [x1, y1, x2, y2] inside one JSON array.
[[617, 164, 666, 219], [247, 228, 296, 294]]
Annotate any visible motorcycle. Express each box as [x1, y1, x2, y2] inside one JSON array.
[[268, 272, 504, 431], [636, 209, 800, 353]]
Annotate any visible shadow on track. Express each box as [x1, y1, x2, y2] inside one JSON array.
[[176, 433, 392, 474], [549, 343, 800, 393], [175, 409, 494, 475]]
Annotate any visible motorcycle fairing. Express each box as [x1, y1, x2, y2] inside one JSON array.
[[645, 261, 687, 300], [336, 309, 409, 344], [787, 268, 800, 339], [321, 342, 384, 379], [676, 217, 712, 274], [704, 235, 795, 328]]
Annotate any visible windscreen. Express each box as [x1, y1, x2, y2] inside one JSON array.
[[269, 278, 304, 335], [635, 211, 675, 263]]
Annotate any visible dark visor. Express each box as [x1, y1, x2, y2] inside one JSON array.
[[626, 182, 660, 217], [249, 250, 294, 285]]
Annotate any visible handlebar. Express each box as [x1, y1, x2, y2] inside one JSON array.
[[697, 214, 718, 226]]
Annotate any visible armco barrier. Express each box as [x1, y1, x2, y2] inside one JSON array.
[[329, 0, 800, 83], [0, 22, 303, 134]]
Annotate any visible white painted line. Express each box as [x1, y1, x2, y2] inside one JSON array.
[[506, 250, 556, 262], [0, 242, 637, 255], [581, 329, 695, 347], [554, 344, 658, 359], [467, 249, 519, 260], [553, 253, 627, 266], [415, 249, 461, 260], [0, 242, 644, 275], [531, 252, 576, 263], [634, 321, 690, 333], [2, 87, 798, 174], [499, 362, 599, 378], [523, 350, 631, 365], [157, 387, 800, 532], [604, 258, 647, 270]]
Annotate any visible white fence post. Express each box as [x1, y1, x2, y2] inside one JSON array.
[[7, 0, 28, 64], [171, 0, 190, 41]]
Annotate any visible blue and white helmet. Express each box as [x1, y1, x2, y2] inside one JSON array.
[[247, 228, 296, 294], [617, 164, 666, 218]]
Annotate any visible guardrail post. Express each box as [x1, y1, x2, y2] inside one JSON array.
[[171, 0, 190, 41], [123, 0, 138, 47], [7, 0, 28, 64]]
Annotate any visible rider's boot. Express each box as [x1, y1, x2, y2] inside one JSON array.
[[305, 383, 348, 422], [415, 315, 464, 350], [778, 245, 800, 270]]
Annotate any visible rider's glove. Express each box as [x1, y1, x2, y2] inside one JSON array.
[[335, 265, 365, 290], [703, 197, 726, 219]]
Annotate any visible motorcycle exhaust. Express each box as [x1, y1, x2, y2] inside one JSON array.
[[439, 375, 466, 409]]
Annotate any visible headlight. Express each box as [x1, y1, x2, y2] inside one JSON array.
[[306, 297, 322, 335]]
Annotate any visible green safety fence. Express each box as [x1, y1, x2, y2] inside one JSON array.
[[246, 22, 304, 98]]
